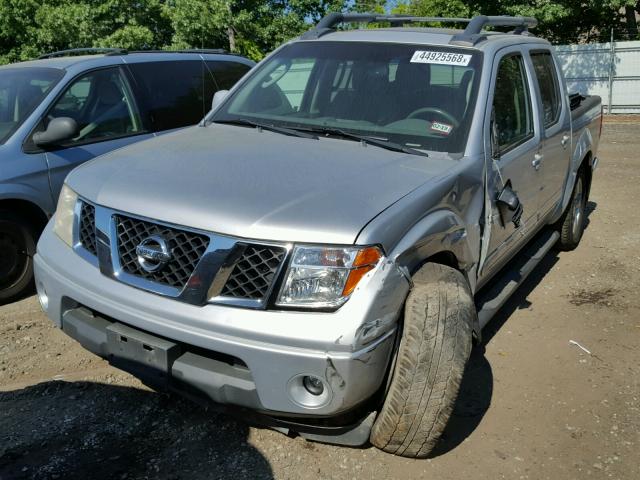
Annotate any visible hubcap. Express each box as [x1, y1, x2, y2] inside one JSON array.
[[572, 177, 585, 239]]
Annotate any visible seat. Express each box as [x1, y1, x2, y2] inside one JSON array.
[[79, 79, 131, 139], [327, 62, 392, 124], [391, 61, 432, 121]]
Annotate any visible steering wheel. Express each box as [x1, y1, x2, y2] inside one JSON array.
[[407, 107, 460, 128]]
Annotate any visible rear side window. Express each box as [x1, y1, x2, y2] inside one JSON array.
[[531, 52, 562, 128], [128, 61, 216, 131], [205, 61, 251, 90], [493, 54, 534, 151]]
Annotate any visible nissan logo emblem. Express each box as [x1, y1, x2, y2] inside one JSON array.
[[135, 235, 172, 273]]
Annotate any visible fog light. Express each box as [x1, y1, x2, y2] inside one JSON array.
[[303, 376, 324, 396], [287, 374, 332, 408]]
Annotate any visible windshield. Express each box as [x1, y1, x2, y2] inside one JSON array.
[[212, 41, 482, 154], [0, 67, 63, 144]]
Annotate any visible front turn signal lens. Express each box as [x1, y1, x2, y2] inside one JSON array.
[[342, 247, 382, 297]]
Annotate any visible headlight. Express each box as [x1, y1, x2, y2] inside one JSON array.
[[276, 245, 383, 309], [53, 184, 78, 248]]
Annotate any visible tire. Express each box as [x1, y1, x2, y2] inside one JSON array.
[[370, 263, 474, 458], [555, 168, 588, 251], [0, 211, 37, 304]]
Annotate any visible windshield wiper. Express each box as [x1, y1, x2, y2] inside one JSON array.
[[212, 118, 318, 140], [299, 126, 429, 157]]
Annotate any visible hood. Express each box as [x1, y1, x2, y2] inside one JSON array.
[[67, 124, 456, 245]]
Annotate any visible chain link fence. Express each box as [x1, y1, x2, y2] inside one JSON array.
[[557, 28, 640, 114]]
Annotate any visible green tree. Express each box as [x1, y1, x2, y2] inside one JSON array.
[[0, 0, 171, 63], [166, 0, 349, 60], [396, 0, 640, 43]]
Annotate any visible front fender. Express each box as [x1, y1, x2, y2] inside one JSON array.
[[390, 209, 476, 277]]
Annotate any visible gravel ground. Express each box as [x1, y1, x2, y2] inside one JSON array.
[[1, 122, 639, 480]]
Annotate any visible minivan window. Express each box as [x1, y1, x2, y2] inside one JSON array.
[[531, 52, 562, 128], [205, 61, 251, 90], [0, 67, 63, 144], [128, 61, 217, 131], [211, 42, 483, 153], [47, 67, 143, 146], [493, 54, 534, 152]]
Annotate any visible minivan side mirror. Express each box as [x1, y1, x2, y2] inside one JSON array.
[[33, 117, 78, 147], [211, 90, 229, 111]]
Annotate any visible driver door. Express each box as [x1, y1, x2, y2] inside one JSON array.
[[39, 66, 152, 203], [481, 51, 544, 278]]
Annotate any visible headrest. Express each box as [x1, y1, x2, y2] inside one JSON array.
[[352, 62, 389, 90], [96, 80, 123, 106], [395, 61, 431, 89]]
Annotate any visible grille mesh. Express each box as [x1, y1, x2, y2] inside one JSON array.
[[115, 216, 209, 289], [79, 202, 97, 256], [220, 245, 286, 300]]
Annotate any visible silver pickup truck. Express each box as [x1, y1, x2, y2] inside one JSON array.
[[34, 14, 602, 458]]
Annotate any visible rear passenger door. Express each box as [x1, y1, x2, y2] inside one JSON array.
[[126, 60, 214, 134], [529, 50, 571, 215], [483, 51, 544, 275], [204, 60, 251, 91]]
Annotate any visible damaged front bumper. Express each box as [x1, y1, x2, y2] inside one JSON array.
[[34, 222, 409, 424]]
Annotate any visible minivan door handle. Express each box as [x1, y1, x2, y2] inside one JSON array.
[[532, 153, 544, 171], [561, 134, 570, 148]]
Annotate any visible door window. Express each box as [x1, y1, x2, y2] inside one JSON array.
[[205, 60, 251, 90], [129, 60, 218, 131], [48, 67, 143, 146], [531, 52, 562, 128], [493, 55, 534, 152]]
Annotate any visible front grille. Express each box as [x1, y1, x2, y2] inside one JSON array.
[[79, 202, 97, 256], [115, 215, 209, 290], [220, 245, 286, 300]]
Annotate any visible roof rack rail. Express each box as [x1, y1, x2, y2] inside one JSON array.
[[301, 13, 538, 45], [38, 48, 127, 59], [451, 15, 538, 45], [128, 49, 231, 55]]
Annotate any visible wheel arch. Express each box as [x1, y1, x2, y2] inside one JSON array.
[[554, 150, 593, 224], [389, 209, 481, 340], [0, 198, 50, 233]]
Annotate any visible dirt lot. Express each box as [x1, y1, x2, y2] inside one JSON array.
[[1, 122, 639, 480]]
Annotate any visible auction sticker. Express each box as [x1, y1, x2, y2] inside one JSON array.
[[431, 122, 453, 135], [411, 51, 472, 66]]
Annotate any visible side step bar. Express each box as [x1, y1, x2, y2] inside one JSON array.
[[476, 230, 560, 329]]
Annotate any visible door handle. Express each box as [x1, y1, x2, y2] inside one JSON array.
[[532, 153, 544, 171], [561, 134, 570, 148]]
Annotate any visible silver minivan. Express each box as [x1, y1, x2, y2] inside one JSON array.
[[0, 49, 253, 302]]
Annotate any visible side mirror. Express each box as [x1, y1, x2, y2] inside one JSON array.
[[33, 117, 78, 147], [496, 181, 523, 228], [211, 90, 229, 111]]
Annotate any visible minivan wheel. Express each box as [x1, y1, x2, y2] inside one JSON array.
[[555, 168, 588, 251], [370, 263, 474, 458], [0, 212, 37, 304]]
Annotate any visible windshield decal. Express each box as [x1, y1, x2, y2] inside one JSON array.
[[411, 51, 472, 66], [430, 122, 453, 135]]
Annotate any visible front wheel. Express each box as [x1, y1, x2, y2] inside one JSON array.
[[370, 263, 474, 458], [0, 212, 37, 304]]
